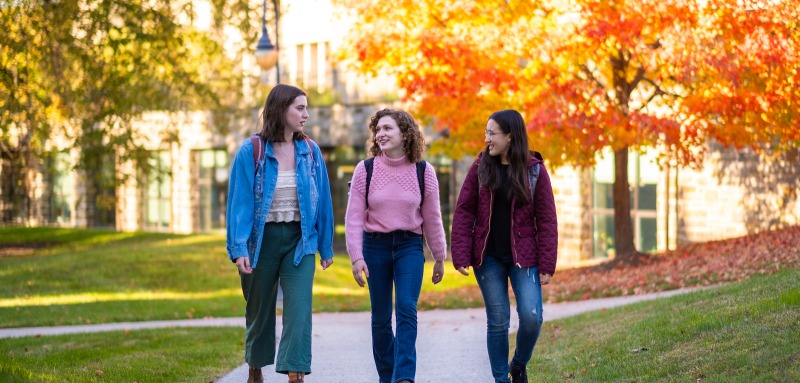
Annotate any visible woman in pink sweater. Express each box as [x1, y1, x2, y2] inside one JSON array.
[[345, 108, 447, 383]]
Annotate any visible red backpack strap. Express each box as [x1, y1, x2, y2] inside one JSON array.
[[251, 135, 264, 172], [305, 138, 314, 160]]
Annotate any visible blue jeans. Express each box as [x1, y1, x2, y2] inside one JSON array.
[[474, 255, 544, 383], [363, 230, 425, 383]]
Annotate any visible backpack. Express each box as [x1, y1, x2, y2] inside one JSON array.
[[352, 157, 427, 209], [250, 134, 314, 173]]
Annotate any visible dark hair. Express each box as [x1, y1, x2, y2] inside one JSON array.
[[478, 109, 532, 203], [367, 108, 425, 163], [257, 84, 308, 142]]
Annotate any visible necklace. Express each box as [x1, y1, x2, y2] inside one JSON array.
[[274, 142, 294, 158]]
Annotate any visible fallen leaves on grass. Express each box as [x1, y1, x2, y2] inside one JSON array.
[[419, 285, 484, 310], [545, 226, 800, 303]]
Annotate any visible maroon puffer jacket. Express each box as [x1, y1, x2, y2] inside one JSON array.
[[450, 155, 558, 275]]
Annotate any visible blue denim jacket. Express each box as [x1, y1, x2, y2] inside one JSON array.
[[226, 137, 334, 268]]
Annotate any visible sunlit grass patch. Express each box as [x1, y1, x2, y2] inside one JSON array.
[[0, 228, 485, 327], [0, 289, 242, 308], [0, 327, 243, 382], [520, 267, 800, 382]]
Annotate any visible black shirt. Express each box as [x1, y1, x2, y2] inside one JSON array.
[[487, 165, 513, 266]]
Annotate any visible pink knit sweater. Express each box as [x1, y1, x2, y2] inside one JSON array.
[[345, 153, 447, 263]]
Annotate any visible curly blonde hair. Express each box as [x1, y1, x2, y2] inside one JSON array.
[[367, 108, 425, 163]]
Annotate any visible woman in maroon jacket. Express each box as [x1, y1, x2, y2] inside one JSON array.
[[451, 109, 558, 383]]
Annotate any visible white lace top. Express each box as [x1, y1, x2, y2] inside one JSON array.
[[267, 170, 301, 223]]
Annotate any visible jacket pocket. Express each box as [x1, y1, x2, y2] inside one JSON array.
[[471, 227, 487, 261], [516, 226, 536, 238]]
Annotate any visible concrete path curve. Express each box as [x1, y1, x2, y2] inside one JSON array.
[[0, 288, 700, 382], [214, 288, 697, 383]]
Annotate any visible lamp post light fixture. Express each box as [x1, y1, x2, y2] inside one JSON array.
[[255, 0, 279, 84]]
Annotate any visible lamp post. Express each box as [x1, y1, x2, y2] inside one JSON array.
[[255, 0, 279, 84]]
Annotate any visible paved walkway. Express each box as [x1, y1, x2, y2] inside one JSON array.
[[0, 288, 700, 382]]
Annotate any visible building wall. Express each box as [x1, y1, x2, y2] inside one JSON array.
[[116, 110, 251, 233], [112, 103, 396, 234], [280, 0, 398, 104], [677, 144, 800, 244], [549, 166, 594, 266]]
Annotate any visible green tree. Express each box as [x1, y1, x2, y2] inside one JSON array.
[[1, 0, 264, 224]]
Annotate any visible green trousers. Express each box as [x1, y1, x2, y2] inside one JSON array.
[[240, 221, 315, 374]]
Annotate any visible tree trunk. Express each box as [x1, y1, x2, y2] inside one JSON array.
[[613, 147, 637, 259]]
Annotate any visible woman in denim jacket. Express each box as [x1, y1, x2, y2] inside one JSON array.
[[226, 84, 334, 383], [451, 109, 558, 383]]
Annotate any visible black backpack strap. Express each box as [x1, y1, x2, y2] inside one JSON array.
[[528, 163, 540, 204], [364, 158, 426, 210], [528, 160, 541, 230], [416, 160, 426, 208], [528, 151, 543, 206], [364, 157, 375, 210]]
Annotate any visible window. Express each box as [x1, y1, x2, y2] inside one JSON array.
[[192, 149, 228, 232], [47, 152, 74, 224], [144, 151, 171, 230], [0, 152, 16, 223], [295, 43, 305, 85], [309, 42, 318, 88], [92, 155, 117, 227], [592, 148, 658, 258]]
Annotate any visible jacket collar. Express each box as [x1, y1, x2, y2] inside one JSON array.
[[265, 138, 313, 158]]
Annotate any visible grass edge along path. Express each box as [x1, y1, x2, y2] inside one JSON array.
[[520, 267, 800, 382]]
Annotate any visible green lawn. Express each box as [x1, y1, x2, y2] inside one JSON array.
[[520, 267, 800, 382], [0, 327, 243, 383], [1, 255, 797, 382], [0, 227, 477, 328]]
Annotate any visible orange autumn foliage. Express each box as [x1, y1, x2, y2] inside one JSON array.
[[334, 0, 799, 167]]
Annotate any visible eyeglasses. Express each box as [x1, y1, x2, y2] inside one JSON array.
[[485, 130, 504, 138]]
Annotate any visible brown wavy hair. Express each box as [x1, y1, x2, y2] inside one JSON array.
[[257, 84, 308, 143], [367, 108, 425, 163]]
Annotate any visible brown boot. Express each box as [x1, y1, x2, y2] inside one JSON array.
[[287, 371, 305, 383], [247, 367, 263, 383]]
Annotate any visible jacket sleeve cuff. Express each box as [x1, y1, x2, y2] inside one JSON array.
[[227, 243, 249, 262], [319, 246, 334, 260]]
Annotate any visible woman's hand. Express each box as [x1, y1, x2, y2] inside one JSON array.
[[235, 257, 253, 274], [432, 260, 445, 284], [352, 259, 369, 287], [539, 273, 552, 285], [457, 266, 470, 276], [320, 258, 333, 270]]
